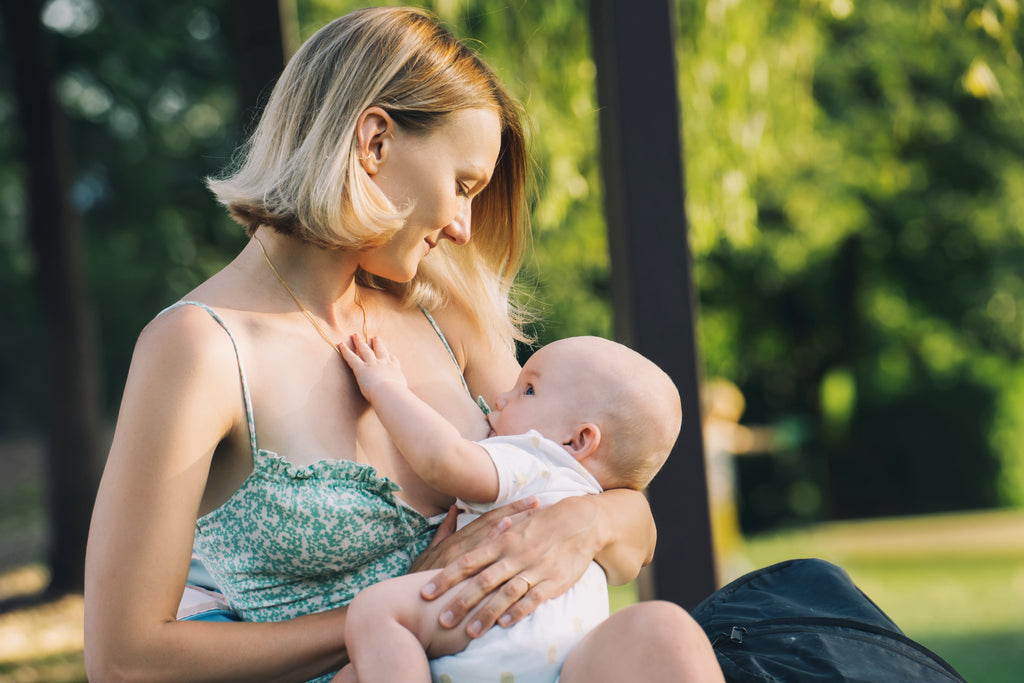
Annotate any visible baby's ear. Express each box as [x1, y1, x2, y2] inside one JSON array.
[[563, 423, 601, 461]]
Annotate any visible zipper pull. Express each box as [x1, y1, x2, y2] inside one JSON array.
[[711, 626, 747, 647]]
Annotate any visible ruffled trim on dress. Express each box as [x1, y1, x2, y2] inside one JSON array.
[[249, 450, 446, 526], [254, 449, 401, 491]]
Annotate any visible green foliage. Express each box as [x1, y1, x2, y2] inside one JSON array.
[[3, 0, 1024, 518], [0, 0, 248, 427], [679, 0, 1024, 517]]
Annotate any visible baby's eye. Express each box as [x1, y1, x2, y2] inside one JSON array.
[[524, 384, 534, 396]]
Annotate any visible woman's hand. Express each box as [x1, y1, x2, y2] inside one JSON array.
[[410, 494, 618, 638]]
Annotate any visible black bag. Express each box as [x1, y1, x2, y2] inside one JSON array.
[[691, 558, 966, 682]]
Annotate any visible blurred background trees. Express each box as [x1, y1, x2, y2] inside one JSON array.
[[2, 0, 1023, 587]]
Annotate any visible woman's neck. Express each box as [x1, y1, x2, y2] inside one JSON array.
[[248, 226, 366, 330]]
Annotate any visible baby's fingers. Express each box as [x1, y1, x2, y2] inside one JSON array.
[[368, 336, 397, 365], [341, 333, 376, 361], [336, 338, 363, 367]]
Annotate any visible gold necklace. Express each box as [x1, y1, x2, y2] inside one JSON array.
[[253, 235, 368, 357]]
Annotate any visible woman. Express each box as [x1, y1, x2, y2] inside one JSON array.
[[84, 7, 723, 682]]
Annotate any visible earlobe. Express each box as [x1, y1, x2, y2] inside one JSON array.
[[565, 423, 601, 461], [355, 106, 394, 174]]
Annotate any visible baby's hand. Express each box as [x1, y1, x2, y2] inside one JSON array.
[[338, 334, 409, 400]]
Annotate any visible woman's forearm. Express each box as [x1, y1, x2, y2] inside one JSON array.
[[86, 608, 348, 683], [585, 488, 656, 585]]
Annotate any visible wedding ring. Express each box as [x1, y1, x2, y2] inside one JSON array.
[[513, 574, 533, 591]]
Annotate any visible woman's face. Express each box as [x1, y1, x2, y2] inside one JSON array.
[[361, 107, 502, 282]]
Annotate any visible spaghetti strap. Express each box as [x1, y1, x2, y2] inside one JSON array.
[[157, 300, 259, 458], [418, 305, 491, 415]]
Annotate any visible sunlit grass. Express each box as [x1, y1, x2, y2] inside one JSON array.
[[609, 509, 1024, 682], [0, 565, 86, 683], [741, 509, 1024, 683]]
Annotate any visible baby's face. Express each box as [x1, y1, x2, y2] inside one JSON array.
[[486, 342, 591, 443]]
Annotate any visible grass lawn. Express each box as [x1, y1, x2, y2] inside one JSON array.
[[742, 509, 1024, 683], [609, 507, 1024, 682]]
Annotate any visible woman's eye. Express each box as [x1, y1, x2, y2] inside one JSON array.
[[524, 385, 534, 396], [457, 183, 469, 198]]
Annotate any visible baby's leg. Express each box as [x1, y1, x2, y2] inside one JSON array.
[[344, 569, 475, 683]]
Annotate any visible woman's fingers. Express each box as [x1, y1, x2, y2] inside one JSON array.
[[463, 571, 549, 636], [430, 506, 460, 549], [418, 497, 540, 596], [408, 507, 459, 574], [496, 577, 547, 627], [421, 534, 506, 601], [413, 495, 610, 637]]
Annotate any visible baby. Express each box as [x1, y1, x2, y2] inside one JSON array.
[[335, 334, 682, 683]]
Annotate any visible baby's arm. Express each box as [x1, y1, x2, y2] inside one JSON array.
[[339, 334, 499, 503]]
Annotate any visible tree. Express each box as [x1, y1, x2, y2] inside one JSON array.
[[1, 0, 103, 594], [679, 0, 1024, 523]]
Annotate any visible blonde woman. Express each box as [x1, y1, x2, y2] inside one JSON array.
[[84, 7, 723, 682]]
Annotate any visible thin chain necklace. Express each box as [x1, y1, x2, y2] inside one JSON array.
[[253, 235, 368, 357]]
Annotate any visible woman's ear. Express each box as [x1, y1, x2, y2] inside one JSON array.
[[564, 423, 602, 462], [355, 106, 394, 174]]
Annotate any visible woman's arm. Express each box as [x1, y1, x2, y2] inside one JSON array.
[[410, 309, 657, 637], [84, 307, 347, 683]]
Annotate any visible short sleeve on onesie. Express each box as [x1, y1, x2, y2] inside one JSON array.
[[458, 430, 602, 521]]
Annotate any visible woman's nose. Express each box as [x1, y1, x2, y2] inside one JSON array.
[[443, 201, 472, 245]]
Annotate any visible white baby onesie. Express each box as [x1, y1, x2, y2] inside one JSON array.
[[429, 430, 610, 683]]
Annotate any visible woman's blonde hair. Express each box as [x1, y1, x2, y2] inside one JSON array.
[[208, 7, 530, 346]]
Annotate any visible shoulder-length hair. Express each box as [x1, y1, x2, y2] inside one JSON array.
[[208, 6, 531, 347]]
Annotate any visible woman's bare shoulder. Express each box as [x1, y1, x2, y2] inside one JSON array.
[[424, 300, 478, 361], [131, 302, 241, 384], [428, 299, 520, 396]]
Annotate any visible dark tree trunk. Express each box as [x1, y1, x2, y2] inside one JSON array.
[[1, 0, 104, 593], [224, 0, 292, 134], [589, 0, 717, 608]]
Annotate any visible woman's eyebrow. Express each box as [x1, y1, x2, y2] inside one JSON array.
[[463, 164, 493, 187]]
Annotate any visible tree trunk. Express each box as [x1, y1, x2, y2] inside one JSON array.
[[224, 0, 294, 134], [589, 0, 717, 608], [1, 0, 104, 594]]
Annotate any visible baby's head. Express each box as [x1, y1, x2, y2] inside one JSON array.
[[486, 336, 682, 490]]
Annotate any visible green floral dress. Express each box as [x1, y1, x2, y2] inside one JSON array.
[[166, 301, 444, 682]]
